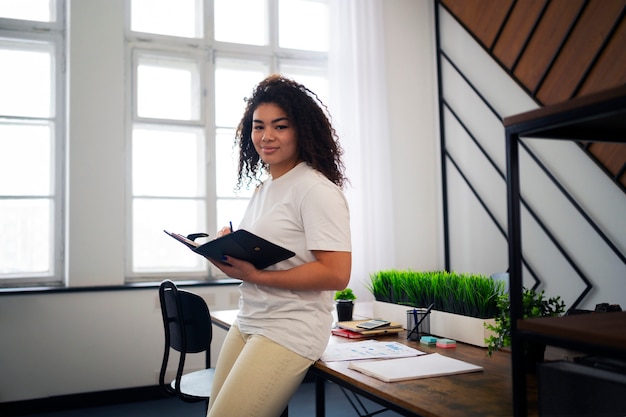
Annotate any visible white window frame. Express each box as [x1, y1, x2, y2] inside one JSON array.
[[0, 2, 66, 287], [125, 0, 328, 282], [125, 43, 212, 281]]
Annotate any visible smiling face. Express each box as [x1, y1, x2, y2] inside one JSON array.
[[251, 102, 300, 179]]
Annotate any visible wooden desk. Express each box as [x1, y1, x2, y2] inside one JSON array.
[[211, 310, 527, 417], [210, 309, 237, 331], [518, 312, 626, 355]]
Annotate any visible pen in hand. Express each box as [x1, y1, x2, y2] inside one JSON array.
[[217, 222, 234, 238]]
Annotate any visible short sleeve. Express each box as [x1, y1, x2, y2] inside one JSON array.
[[301, 181, 351, 252]]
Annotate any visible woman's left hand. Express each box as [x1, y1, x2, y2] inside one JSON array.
[[209, 255, 260, 282], [209, 250, 350, 290]]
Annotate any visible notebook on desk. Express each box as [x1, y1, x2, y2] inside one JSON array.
[[348, 353, 484, 382]]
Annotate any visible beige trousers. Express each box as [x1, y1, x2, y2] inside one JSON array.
[[207, 323, 314, 417]]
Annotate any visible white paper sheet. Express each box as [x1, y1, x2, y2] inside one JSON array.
[[347, 353, 484, 382], [320, 340, 426, 362]]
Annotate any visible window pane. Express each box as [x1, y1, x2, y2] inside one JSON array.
[[0, 123, 52, 195], [0, 199, 51, 275], [279, 63, 329, 106], [0, 0, 53, 22], [133, 126, 205, 197], [127, 0, 329, 280], [215, 59, 268, 127], [214, 0, 267, 45], [137, 54, 201, 121], [215, 128, 253, 198], [279, 0, 328, 52], [217, 198, 249, 232], [130, 0, 202, 38], [133, 198, 207, 272], [0, 41, 52, 118]]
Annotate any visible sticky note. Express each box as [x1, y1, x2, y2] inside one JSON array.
[[436, 338, 456, 348], [420, 336, 438, 345]]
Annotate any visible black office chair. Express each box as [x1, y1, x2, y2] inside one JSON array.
[[158, 279, 215, 414]]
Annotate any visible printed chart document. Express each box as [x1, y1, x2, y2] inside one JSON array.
[[320, 340, 425, 362], [164, 229, 295, 269], [348, 353, 484, 382]]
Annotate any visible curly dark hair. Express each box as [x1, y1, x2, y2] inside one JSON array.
[[235, 74, 347, 190]]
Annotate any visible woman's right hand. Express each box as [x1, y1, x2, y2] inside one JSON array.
[[216, 226, 232, 238]]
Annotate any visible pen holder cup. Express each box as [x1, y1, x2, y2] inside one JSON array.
[[406, 308, 431, 341]]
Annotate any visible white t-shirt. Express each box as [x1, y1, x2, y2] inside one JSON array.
[[236, 162, 351, 360]]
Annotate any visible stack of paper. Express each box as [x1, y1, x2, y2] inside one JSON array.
[[336, 320, 404, 336]]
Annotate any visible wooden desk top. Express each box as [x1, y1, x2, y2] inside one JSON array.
[[317, 335, 521, 417], [211, 309, 237, 331], [211, 310, 530, 417], [518, 312, 626, 351]]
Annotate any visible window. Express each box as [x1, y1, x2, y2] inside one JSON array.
[[127, 0, 329, 280], [0, 0, 65, 286]]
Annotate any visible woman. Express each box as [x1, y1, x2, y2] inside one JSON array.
[[206, 74, 352, 417]]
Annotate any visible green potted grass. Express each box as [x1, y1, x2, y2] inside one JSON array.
[[368, 270, 506, 346], [334, 288, 356, 322]]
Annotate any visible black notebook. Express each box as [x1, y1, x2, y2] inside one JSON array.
[[164, 229, 295, 269]]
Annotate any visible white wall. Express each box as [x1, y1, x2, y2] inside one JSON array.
[[0, 0, 437, 403], [0, 285, 239, 402], [383, 0, 441, 273], [67, 0, 126, 287]]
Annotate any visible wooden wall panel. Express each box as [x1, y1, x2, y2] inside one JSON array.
[[440, 0, 626, 190], [587, 142, 626, 177], [536, 0, 625, 105], [513, 0, 585, 92], [492, 0, 547, 69], [440, 0, 513, 47], [577, 13, 626, 97]]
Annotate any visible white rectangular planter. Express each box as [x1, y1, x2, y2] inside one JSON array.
[[430, 310, 495, 347], [372, 300, 411, 327], [373, 301, 495, 348]]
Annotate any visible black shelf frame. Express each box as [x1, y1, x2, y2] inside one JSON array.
[[503, 85, 626, 417]]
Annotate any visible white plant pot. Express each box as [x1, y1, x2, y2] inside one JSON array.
[[372, 300, 411, 327], [373, 301, 496, 347]]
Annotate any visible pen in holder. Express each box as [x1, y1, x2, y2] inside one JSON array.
[[406, 303, 434, 341]]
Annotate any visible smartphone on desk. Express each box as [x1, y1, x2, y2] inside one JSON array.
[[356, 319, 391, 330]]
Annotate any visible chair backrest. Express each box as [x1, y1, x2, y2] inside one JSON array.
[[158, 280, 212, 398]]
